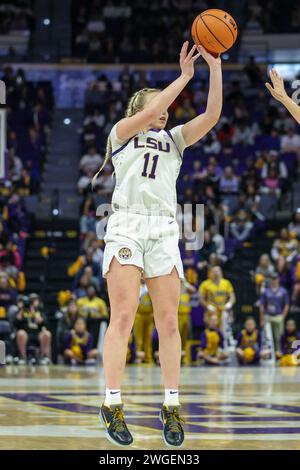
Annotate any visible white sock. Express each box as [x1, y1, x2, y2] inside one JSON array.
[[164, 389, 180, 407], [104, 388, 122, 406]]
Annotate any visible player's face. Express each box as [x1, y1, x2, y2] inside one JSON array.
[[143, 92, 169, 129]]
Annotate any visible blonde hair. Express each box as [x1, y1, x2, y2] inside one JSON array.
[[92, 87, 160, 187]]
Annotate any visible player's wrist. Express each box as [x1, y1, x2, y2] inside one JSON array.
[[180, 72, 192, 81], [280, 93, 291, 105]]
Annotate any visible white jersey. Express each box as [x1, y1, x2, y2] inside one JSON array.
[[109, 123, 188, 218]]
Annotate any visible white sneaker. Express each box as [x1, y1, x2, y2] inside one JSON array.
[[28, 357, 37, 365], [85, 358, 96, 366], [40, 357, 51, 366], [5, 355, 13, 365], [18, 358, 27, 366]]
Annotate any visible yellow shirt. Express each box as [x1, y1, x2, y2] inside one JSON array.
[[178, 292, 191, 315], [138, 292, 153, 315], [77, 296, 108, 319], [199, 278, 233, 311]]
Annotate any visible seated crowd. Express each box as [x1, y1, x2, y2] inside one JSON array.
[[2, 66, 53, 194], [71, 0, 299, 62], [0, 65, 55, 364], [0, 1, 34, 36]]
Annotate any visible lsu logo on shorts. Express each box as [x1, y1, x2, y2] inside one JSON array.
[[118, 247, 132, 260]]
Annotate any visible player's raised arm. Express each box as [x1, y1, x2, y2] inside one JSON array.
[[266, 69, 300, 124], [181, 45, 223, 147], [116, 41, 201, 141]]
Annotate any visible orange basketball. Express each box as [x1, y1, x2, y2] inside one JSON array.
[[191, 9, 238, 56]]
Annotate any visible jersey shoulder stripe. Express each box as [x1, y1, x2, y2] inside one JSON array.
[[165, 129, 183, 160], [111, 136, 135, 158]]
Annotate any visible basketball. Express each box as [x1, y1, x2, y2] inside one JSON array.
[[191, 9, 238, 56]]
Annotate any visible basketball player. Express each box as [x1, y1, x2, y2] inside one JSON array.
[[96, 41, 223, 447], [266, 69, 300, 124]]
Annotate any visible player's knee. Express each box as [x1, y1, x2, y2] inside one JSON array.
[[111, 308, 135, 334], [157, 312, 178, 336]]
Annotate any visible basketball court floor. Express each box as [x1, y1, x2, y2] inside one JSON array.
[[0, 364, 300, 450]]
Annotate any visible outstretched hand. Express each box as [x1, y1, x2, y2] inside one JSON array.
[[265, 69, 288, 103], [180, 41, 202, 79]]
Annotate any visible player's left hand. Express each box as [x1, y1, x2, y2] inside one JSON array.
[[197, 45, 221, 68], [265, 69, 288, 103]]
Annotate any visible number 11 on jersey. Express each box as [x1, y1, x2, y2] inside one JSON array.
[[141, 152, 159, 179]]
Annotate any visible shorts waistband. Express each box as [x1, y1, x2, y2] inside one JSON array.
[[113, 207, 175, 218]]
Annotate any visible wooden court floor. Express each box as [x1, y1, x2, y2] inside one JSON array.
[[0, 364, 300, 450]]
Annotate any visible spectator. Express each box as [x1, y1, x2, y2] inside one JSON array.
[[197, 231, 217, 274], [56, 299, 79, 355], [281, 128, 300, 154], [202, 131, 221, 155], [230, 210, 254, 242], [277, 319, 300, 366], [261, 150, 288, 181], [64, 317, 98, 365], [134, 282, 154, 364], [254, 253, 276, 293], [178, 280, 195, 364], [289, 211, 300, 239], [14, 295, 52, 365], [259, 272, 290, 354], [9, 148, 23, 182], [80, 196, 97, 235], [271, 228, 298, 262], [232, 122, 254, 146], [197, 313, 229, 365], [219, 166, 239, 194], [261, 168, 281, 198], [77, 284, 108, 320], [209, 225, 227, 263], [236, 317, 269, 364], [199, 266, 235, 327], [80, 146, 103, 174], [274, 107, 295, 133], [0, 272, 17, 317], [77, 284, 108, 350]]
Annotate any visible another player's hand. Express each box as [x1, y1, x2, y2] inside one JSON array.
[[265, 69, 288, 103], [180, 41, 202, 79], [197, 44, 221, 68]]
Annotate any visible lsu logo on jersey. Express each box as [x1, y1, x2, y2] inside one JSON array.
[[118, 247, 132, 260]]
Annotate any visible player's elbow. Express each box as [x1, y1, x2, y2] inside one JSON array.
[[206, 111, 221, 126], [142, 107, 157, 124]]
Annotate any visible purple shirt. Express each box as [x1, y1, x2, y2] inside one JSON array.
[[260, 286, 289, 316]]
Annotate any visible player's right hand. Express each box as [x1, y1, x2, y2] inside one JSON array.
[[179, 41, 201, 79], [265, 69, 288, 103]]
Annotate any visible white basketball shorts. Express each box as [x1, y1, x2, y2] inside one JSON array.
[[102, 211, 184, 280]]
